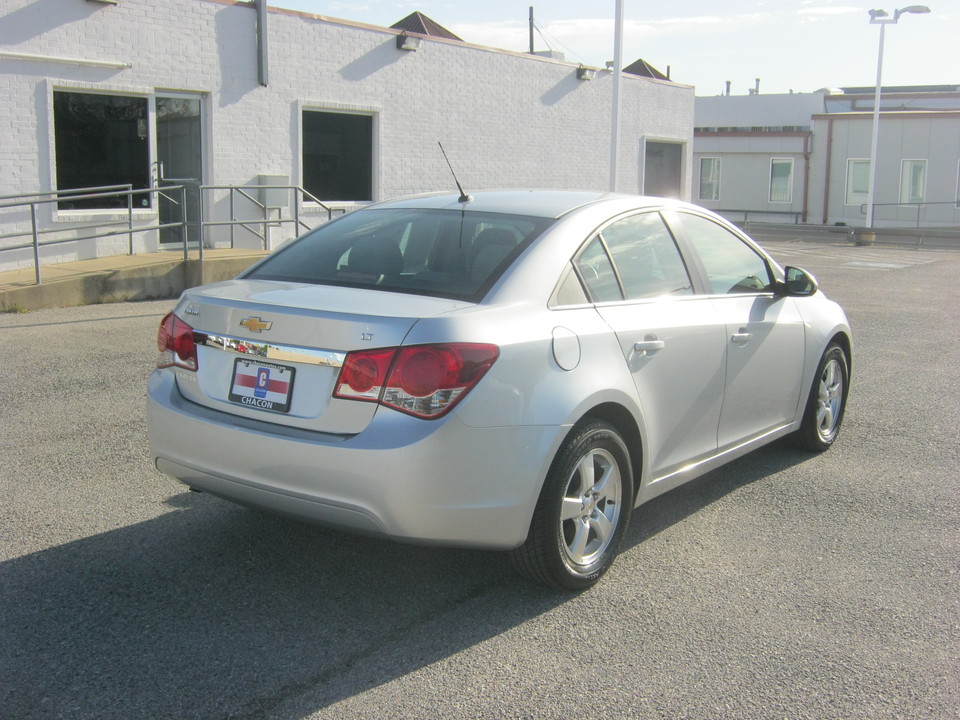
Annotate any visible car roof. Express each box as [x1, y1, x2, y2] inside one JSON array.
[[366, 190, 676, 219]]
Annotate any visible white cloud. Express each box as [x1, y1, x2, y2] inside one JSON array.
[[797, 6, 860, 16]]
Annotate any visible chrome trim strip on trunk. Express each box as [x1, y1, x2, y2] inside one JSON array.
[[195, 331, 346, 368]]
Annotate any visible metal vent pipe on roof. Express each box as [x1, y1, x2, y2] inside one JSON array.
[[529, 7, 534, 54]]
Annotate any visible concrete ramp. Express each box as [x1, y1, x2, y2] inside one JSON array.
[[0, 250, 269, 312]]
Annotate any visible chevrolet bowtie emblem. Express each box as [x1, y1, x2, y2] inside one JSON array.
[[239, 316, 272, 333]]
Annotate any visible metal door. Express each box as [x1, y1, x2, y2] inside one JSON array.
[[643, 141, 682, 199], [156, 96, 203, 245]]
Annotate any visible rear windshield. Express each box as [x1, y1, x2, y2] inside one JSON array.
[[244, 208, 555, 302]]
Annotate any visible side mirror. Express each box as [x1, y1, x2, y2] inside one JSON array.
[[778, 266, 818, 297]]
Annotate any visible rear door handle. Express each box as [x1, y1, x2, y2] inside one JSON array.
[[731, 329, 752, 346], [634, 339, 665, 356]]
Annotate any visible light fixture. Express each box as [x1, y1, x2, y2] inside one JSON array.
[[577, 65, 596, 81], [893, 4, 930, 19], [396, 34, 422, 51]]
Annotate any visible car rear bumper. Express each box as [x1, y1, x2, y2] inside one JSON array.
[[147, 370, 561, 549]]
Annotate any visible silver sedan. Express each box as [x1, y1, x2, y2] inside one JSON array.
[[147, 191, 851, 589]]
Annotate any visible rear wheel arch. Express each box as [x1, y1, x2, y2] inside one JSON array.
[[511, 416, 635, 589], [582, 402, 644, 503]]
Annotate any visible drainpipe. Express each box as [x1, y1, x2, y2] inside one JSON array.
[[256, 0, 269, 86], [801, 131, 812, 223], [821, 117, 834, 224]]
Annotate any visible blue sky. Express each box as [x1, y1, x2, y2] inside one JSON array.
[[271, 0, 956, 95]]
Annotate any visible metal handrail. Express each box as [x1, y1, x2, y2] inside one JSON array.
[[197, 184, 348, 260], [1, 182, 349, 285], [0, 184, 135, 208], [859, 200, 959, 228], [715, 209, 803, 224], [0, 185, 186, 285]]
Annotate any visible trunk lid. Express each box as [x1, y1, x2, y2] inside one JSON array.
[[170, 279, 471, 434]]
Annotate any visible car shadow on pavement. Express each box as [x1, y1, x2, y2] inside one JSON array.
[[0, 438, 812, 720], [624, 436, 814, 551], [0, 488, 552, 719]]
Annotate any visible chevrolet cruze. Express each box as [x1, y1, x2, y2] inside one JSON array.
[[147, 191, 851, 589]]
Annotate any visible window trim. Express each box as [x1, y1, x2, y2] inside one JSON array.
[[768, 157, 794, 204], [845, 158, 871, 207], [899, 158, 927, 205], [698, 157, 721, 202], [298, 101, 380, 208], [47, 81, 155, 219], [641, 137, 685, 199]]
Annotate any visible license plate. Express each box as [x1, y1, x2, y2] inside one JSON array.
[[228, 359, 296, 414]]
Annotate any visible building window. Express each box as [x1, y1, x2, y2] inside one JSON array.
[[53, 91, 149, 209], [900, 159, 926, 205], [699, 157, 721, 201], [302, 110, 373, 202], [769, 158, 793, 203], [846, 159, 870, 207]]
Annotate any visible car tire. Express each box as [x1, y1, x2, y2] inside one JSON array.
[[795, 342, 849, 452], [511, 420, 633, 590]]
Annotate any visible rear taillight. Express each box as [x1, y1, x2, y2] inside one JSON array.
[[335, 343, 499, 419], [335, 348, 395, 401], [157, 312, 198, 371]]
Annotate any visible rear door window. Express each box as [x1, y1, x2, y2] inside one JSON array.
[[601, 212, 693, 299], [567, 211, 693, 306], [574, 237, 622, 303]]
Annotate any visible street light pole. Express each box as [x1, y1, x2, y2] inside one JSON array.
[[865, 6, 930, 229], [609, 0, 624, 192]]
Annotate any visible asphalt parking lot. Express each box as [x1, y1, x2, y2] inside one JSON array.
[[1, 239, 958, 720]]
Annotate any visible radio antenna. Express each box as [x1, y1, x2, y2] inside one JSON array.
[[438, 142, 473, 203]]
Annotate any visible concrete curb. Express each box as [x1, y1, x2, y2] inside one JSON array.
[[740, 222, 960, 249]]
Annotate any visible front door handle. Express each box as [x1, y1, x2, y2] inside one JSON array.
[[634, 338, 665, 357], [731, 329, 752, 346]]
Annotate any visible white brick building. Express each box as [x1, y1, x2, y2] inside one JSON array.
[[0, 0, 694, 272]]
